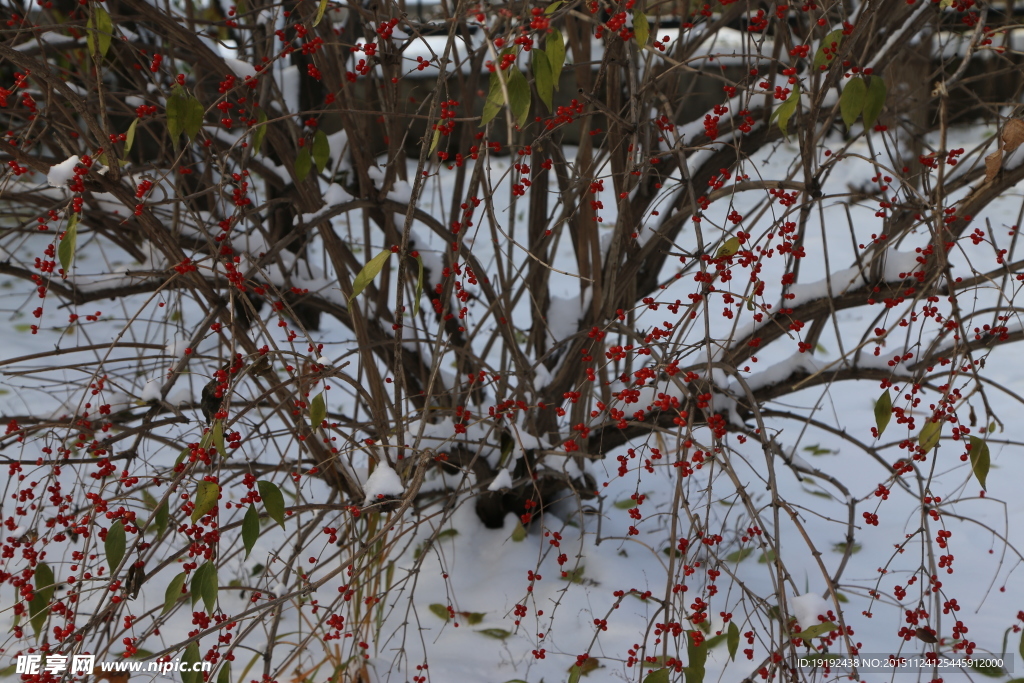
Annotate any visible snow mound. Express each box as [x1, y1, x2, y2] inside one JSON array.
[[487, 468, 513, 491], [363, 463, 404, 504], [792, 593, 831, 631], [47, 156, 80, 188]]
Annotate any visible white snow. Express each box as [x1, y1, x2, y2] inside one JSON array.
[[487, 468, 513, 491], [47, 156, 80, 188], [791, 593, 832, 631], [362, 462, 404, 503]]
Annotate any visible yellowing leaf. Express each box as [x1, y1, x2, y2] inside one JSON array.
[[413, 255, 424, 316], [251, 109, 268, 153], [212, 419, 226, 458], [862, 76, 886, 129], [124, 118, 139, 156], [428, 127, 441, 155], [312, 129, 330, 173], [547, 30, 565, 88], [167, 88, 205, 141], [633, 11, 649, 48], [479, 628, 512, 639], [874, 390, 892, 436], [191, 481, 220, 522], [511, 520, 527, 541], [770, 82, 800, 137], [798, 621, 837, 642], [87, 5, 113, 60], [544, 1, 561, 14], [840, 76, 867, 129], [314, 0, 329, 26], [969, 435, 990, 490], [716, 235, 741, 258], [481, 70, 505, 127], [813, 29, 843, 69], [58, 212, 78, 276], [310, 391, 326, 428], [258, 480, 286, 527], [919, 420, 942, 452], [429, 603, 450, 620], [349, 248, 392, 303]]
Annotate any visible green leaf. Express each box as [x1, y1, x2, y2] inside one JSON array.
[[295, 146, 312, 182], [428, 127, 441, 155], [258, 480, 286, 527], [413, 255, 424, 316], [798, 621, 837, 642], [191, 481, 220, 522], [310, 391, 326, 429], [87, 5, 113, 59], [481, 70, 506, 127], [217, 664, 231, 683], [813, 29, 843, 69], [167, 88, 205, 141], [154, 500, 168, 538], [547, 30, 565, 88], [770, 82, 800, 137], [874, 390, 892, 436], [919, 420, 942, 452], [727, 621, 740, 660], [545, 1, 562, 13], [142, 489, 159, 510], [862, 76, 886, 129], [840, 76, 867, 129], [105, 520, 126, 571], [725, 547, 754, 563], [716, 235, 741, 258], [29, 562, 55, 638], [349, 249, 392, 303], [429, 603, 450, 621], [58, 212, 78, 275], [463, 612, 485, 625], [568, 658, 600, 679], [685, 631, 708, 683], [124, 118, 139, 156], [312, 130, 330, 173], [313, 0, 329, 26], [533, 49, 554, 112], [644, 670, 669, 683], [967, 659, 1006, 678], [511, 520, 527, 541], [198, 561, 218, 613], [251, 109, 268, 154], [212, 420, 226, 458], [507, 68, 531, 128], [613, 498, 637, 509], [561, 565, 585, 584], [832, 541, 861, 554], [478, 628, 512, 639], [181, 642, 202, 683], [633, 10, 649, 48], [1018, 630, 1024, 671], [190, 562, 208, 607], [969, 435, 990, 490], [162, 572, 187, 614], [0, 664, 19, 678], [242, 504, 259, 558]]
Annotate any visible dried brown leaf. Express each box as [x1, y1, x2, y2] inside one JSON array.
[[1002, 118, 1024, 151], [986, 149, 1003, 182]]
